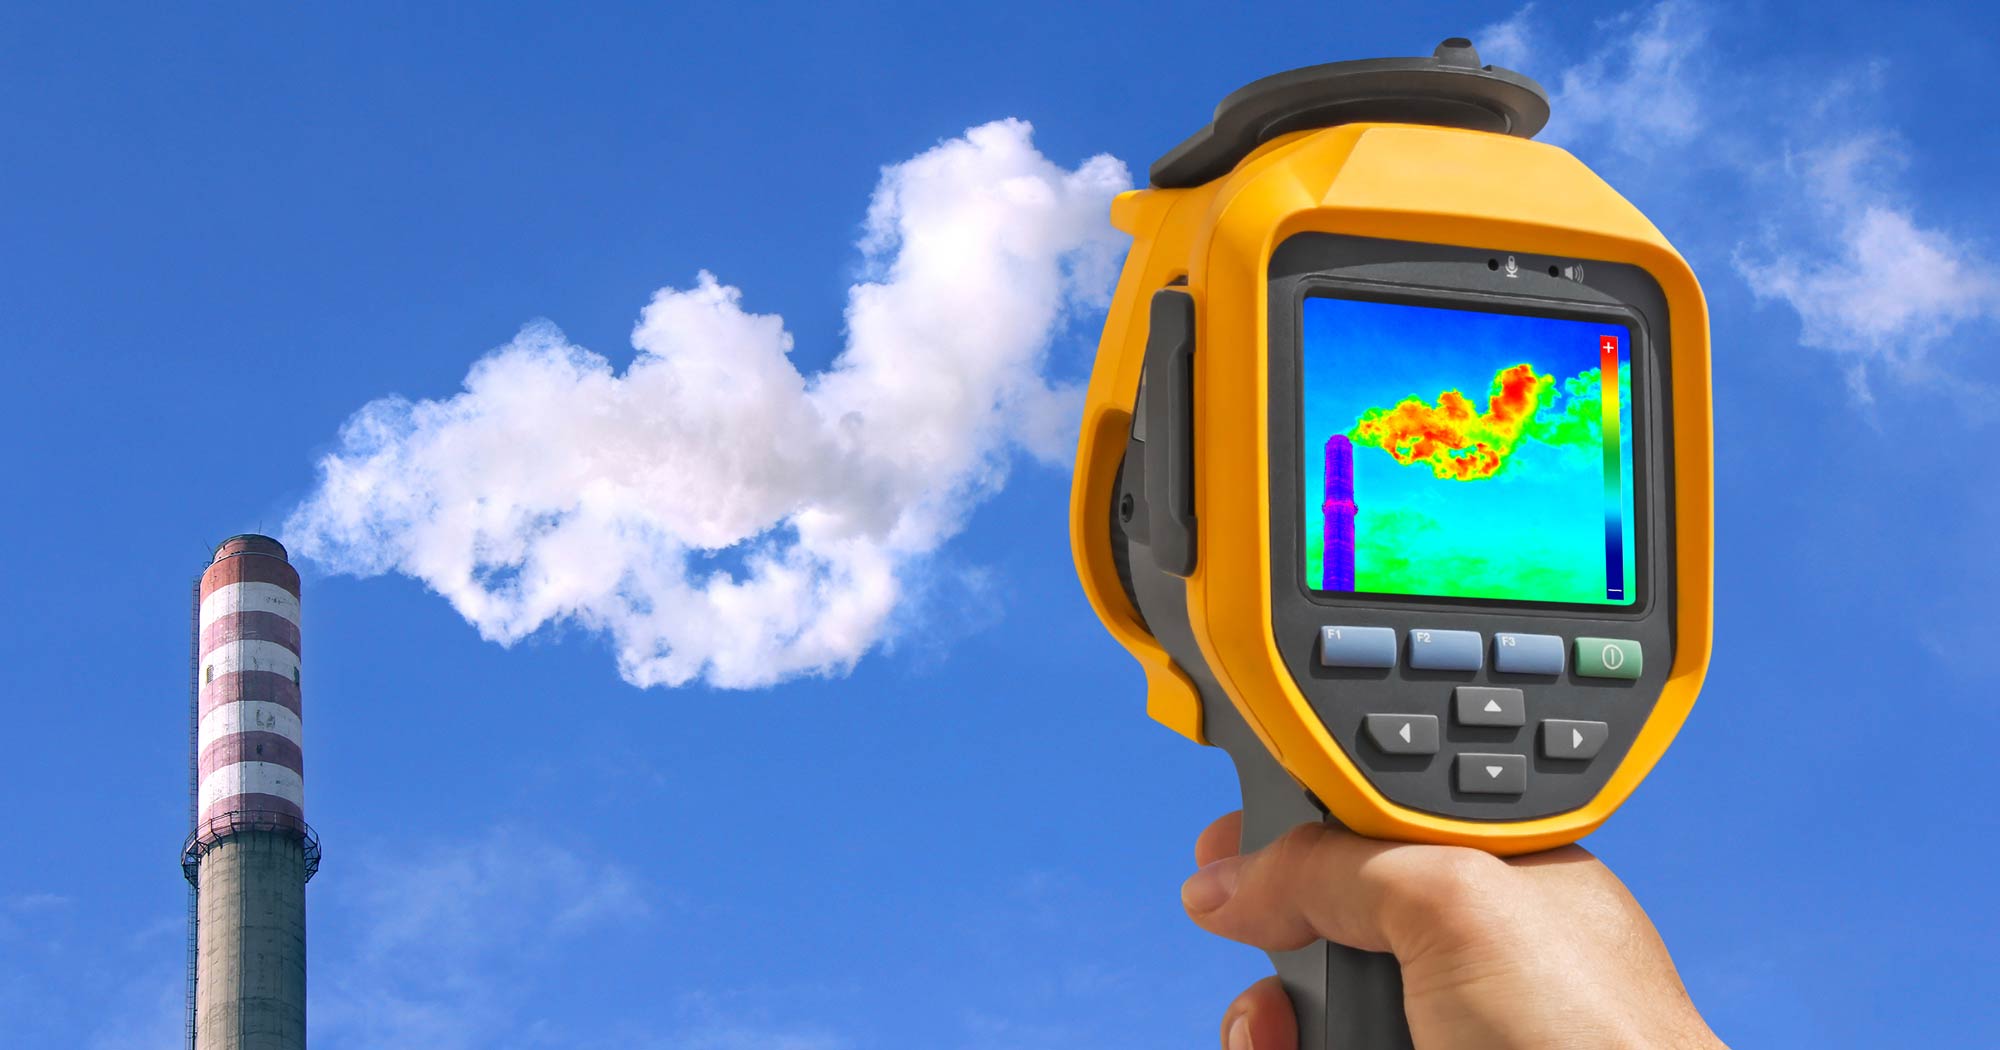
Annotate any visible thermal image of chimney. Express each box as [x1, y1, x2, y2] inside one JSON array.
[[1322, 435, 1357, 591]]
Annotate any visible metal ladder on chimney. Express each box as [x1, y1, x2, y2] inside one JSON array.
[[184, 576, 200, 1050]]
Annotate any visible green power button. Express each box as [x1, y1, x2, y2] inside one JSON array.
[[1575, 638, 1643, 679]]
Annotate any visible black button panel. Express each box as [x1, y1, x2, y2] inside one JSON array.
[[1293, 622, 1660, 819]]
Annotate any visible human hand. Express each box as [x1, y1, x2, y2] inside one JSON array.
[[1182, 812, 1727, 1050]]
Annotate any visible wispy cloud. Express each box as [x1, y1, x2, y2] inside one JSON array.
[[348, 825, 649, 963], [3, 891, 73, 912], [286, 119, 1130, 691], [1472, 3, 1535, 73], [83, 974, 182, 1050], [1483, 1, 1999, 409], [1542, 1, 1708, 156], [0, 891, 184, 1050], [1734, 133, 2000, 404], [624, 996, 852, 1050], [311, 825, 851, 1050], [315, 826, 651, 1049]]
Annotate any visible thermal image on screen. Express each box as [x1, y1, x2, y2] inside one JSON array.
[[1301, 296, 1638, 606]]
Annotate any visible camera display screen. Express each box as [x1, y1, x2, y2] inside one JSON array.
[[1300, 294, 1638, 607]]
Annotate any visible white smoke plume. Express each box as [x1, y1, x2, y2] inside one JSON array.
[[285, 119, 1131, 688]]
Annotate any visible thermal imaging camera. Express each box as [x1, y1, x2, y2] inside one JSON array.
[[1068, 39, 1713, 1049]]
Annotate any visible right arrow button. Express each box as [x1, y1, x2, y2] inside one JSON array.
[[1541, 719, 1610, 761]]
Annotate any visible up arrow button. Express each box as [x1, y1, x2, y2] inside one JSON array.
[[1454, 687, 1525, 727]]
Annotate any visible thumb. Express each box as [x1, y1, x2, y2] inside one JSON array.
[[1180, 821, 1503, 958]]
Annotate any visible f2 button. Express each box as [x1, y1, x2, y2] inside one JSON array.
[[1364, 714, 1440, 756]]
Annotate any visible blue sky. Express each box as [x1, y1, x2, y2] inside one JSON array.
[[3, 2, 1997, 1048]]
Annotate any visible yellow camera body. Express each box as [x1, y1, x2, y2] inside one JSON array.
[[1073, 118, 1713, 855], [1070, 42, 1712, 1046]]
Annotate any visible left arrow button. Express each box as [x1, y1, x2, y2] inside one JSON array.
[[1365, 714, 1440, 756]]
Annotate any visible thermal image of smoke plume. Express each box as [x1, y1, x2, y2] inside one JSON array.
[[1349, 363, 1552, 480]]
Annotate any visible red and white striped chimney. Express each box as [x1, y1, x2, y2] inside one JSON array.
[[195, 535, 305, 841], [185, 534, 314, 1049]]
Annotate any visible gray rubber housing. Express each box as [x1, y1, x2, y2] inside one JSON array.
[[1116, 446, 1412, 1050], [1150, 38, 1547, 188]]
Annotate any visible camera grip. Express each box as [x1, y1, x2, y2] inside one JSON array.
[[1206, 690, 1416, 1050]]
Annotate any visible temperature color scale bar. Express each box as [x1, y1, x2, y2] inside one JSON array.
[[1599, 333, 1625, 601]]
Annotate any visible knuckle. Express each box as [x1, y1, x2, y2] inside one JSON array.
[[1273, 821, 1332, 861], [1251, 822, 1325, 884], [1384, 846, 1509, 940]]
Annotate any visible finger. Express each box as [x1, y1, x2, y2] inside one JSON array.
[[1195, 810, 1245, 868], [1182, 820, 1505, 956], [1219, 975, 1296, 1050]]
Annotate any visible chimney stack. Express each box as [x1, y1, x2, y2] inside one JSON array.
[[182, 535, 317, 1050]]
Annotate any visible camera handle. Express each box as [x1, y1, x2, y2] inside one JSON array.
[[1204, 680, 1417, 1050]]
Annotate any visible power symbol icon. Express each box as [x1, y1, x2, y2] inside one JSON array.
[[1600, 644, 1625, 670]]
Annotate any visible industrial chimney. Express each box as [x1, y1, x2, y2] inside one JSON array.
[[181, 535, 318, 1050]]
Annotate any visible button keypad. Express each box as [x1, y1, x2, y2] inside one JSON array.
[[1313, 624, 1648, 814]]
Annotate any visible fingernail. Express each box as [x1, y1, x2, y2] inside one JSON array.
[[1227, 1012, 1253, 1050], [1181, 858, 1241, 913]]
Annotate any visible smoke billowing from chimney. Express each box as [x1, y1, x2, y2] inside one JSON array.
[[284, 119, 1131, 688]]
